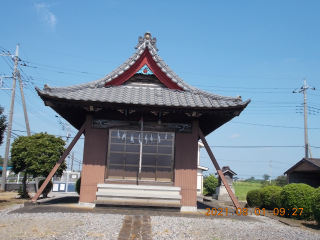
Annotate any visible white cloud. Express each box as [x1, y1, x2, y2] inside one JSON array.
[[35, 4, 57, 30], [230, 134, 240, 139]]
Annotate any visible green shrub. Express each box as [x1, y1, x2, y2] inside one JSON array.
[[272, 190, 282, 210], [280, 183, 315, 220], [260, 186, 282, 210], [311, 187, 320, 224], [75, 177, 81, 195], [203, 174, 218, 195], [246, 189, 262, 208], [38, 179, 53, 198]]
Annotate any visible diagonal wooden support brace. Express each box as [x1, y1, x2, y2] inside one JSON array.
[[198, 128, 241, 209], [31, 122, 86, 202]]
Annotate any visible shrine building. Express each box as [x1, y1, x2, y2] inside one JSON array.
[[36, 32, 250, 211]]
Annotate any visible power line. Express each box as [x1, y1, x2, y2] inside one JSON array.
[[19, 44, 119, 64], [231, 121, 320, 130], [209, 145, 304, 148], [23, 64, 98, 79], [194, 84, 293, 90], [22, 61, 103, 77], [11, 129, 84, 139], [19, 44, 319, 82], [201, 156, 297, 165], [2, 85, 62, 130]]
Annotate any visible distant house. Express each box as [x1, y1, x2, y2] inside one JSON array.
[[197, 141, 208, 195], [284, 158, 320, 188], [213, 166, 237, 201]]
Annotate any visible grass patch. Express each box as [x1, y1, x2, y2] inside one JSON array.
[[234, 182, 262, 201], [0, 192, 27, 210]]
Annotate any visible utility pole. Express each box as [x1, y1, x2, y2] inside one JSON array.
[[293, 79, 316, 158], [71, 152, 74, 172], [66, 123, 71, 170], [269, 160, 272, 183], [55, 116, 72, 170], [1, 45, 19, 190], [17, 70, 31, 136]]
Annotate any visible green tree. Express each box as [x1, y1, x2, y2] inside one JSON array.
[[10, 133, 67, 198], [203, 174, 218, 195], [0, 155, 11, 167], [0, 106, 7, 146], [275, 175, 287, 187], [245, 176, 255, 182], [262, 174, 270, 181]]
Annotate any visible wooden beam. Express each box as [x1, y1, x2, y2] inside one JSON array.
[[31, 122, 86, 202], [198, 128, 241, 209]]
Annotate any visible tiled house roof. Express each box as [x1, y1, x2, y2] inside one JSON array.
[[36, 32, 250, 109], [37, 86, 249, 109], [284, 158, 320, 174]]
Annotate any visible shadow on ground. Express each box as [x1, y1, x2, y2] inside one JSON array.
[[40, 196, 79, 205], [301, 222, 320, 231]]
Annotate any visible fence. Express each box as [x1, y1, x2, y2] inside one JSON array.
[[52, 171, 80, 193]]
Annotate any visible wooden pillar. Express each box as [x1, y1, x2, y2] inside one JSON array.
[[32, 122, 86, 202], [79, 115, 109, 203], [174, 121, 199, 210], [198, 128, 241, 209]]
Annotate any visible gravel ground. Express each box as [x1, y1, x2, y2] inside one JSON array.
[[0, 205, 124, 239], [0, 205, 319, 239], [151, 215, 320, 240]]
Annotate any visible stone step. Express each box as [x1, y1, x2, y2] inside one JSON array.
[[94, 200, 182, 209], [96, 191, 181, 200], [96, 197, 180, 204], [97, 188, 180, 195], [96, 183, 182, 209], [97, 183, 181, 191]]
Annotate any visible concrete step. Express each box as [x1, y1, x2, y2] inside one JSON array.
[[96, 183, 182, 208], [96, 197, 180, 204], [94, 200, 182, 209], [96, 191, 181, 200], [97, 183, 181, 191], [97, 188, 179, 195]]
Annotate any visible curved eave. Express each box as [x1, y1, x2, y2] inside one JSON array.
[[36, 86, 251, 111]]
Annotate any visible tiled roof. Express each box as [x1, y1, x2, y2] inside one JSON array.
[[36, 32, 250, 109], [306, 158, 320, 168], [37, 85, 250, 109], [284, 158, 320, 174]]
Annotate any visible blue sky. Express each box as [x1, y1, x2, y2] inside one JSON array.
[[0, 1, 319, 179]]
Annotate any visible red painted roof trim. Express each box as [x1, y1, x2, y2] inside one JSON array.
[[105, 49, 183, 90]]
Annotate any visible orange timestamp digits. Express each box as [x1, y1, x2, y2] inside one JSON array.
[[205, 207, 266, 216], [273, 208, 303, 216]]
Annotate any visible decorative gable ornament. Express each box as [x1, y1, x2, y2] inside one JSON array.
[[136, 64, 154, 75]]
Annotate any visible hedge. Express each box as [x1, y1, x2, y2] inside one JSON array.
[[203, 174, 218, 195], [260, 186, 282, 210], [280, 183, 315, 220], [311, 187, 320, 224], [38, 179, 53, 198], [75, 177, 81, 195], [246, 189, 262, 208]]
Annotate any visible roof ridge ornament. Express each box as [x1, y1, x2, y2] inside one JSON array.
[[135, 32, 158, 51]]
